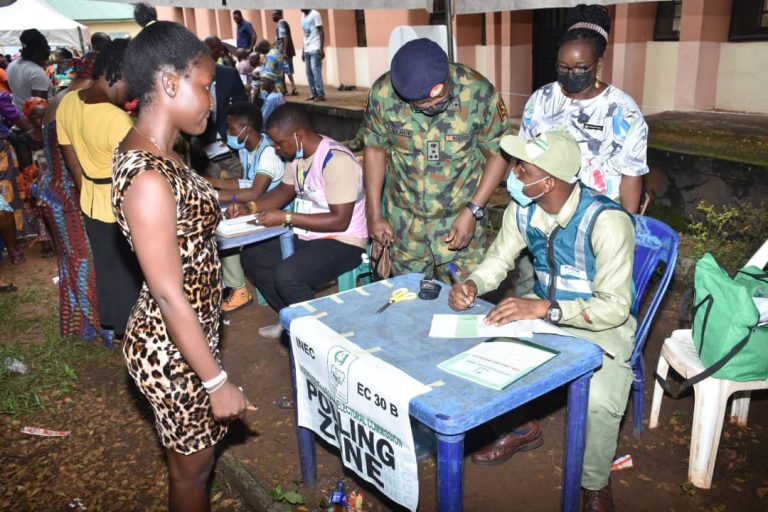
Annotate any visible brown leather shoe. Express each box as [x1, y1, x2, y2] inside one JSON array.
[[471, 421, 543, 465], [582, 484, 614, 512]]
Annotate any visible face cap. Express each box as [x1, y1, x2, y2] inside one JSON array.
[[500, 130, 581, 183]]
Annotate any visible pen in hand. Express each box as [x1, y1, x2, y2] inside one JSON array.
[[448, 262, 473, 307], [225, 194, 236, 219]]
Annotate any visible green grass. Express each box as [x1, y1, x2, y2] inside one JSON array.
[[0, 285, 117, 417]]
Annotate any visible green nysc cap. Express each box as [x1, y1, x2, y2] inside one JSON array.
[[500, 130, 581, 183]]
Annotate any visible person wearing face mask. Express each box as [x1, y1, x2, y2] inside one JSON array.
[[206, 101, 286, 313], [513, 4, 648, 302], [362, 38, 510, 283], [228, 104, 367, 339], [522, 5, 648, 211], [450, 130, 635, 512]]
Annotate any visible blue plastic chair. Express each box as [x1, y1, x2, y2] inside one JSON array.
[[337, 252, 372, 292], [629, 215, 679, 438]]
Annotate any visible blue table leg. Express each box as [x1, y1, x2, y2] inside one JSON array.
[[563, 372, 593, 512], [436, 432, 464, 512], [288, 340, 317, 486], [280, 230, 295, 259]]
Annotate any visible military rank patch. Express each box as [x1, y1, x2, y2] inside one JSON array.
[[497, 99, 508, 121], [427, 141, 440, 161]]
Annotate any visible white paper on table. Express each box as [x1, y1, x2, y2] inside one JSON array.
[[528, 318, 575, 337], [429, 314, 533, 338], [214, 214, 265, 237], [755, 297, 768, 326]]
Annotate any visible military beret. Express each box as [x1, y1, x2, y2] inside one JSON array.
[[390, 38, 448, 101]]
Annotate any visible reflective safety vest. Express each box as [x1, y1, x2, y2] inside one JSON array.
[[516, 185, 632, 303]]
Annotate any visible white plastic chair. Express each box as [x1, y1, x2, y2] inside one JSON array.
[[649, 239, 768, 489]]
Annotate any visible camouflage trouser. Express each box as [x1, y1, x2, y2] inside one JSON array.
[[388, 204, 486, 284]]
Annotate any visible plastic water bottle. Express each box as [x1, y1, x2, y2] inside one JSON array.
[[328, 480, 347, 512]]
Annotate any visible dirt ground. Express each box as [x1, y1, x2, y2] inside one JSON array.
[[3, 244, 768, 511]]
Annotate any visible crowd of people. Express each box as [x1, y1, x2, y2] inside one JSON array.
[[1, 3, 648, 511]]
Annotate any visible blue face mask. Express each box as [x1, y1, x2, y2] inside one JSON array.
[[506, 172, 547, 207], [294, 133, 304, 159], [227, 126, 247, 150]]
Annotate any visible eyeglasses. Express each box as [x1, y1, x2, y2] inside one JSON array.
[[555, 61, 597, 76]]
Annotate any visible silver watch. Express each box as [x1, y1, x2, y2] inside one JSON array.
[[546, 301, 562, 324], [466, 201, 486, 220]]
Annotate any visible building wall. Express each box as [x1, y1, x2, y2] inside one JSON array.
[[83, 21, 140, 40], [642, 42, 679, 116], [155, 3, 767, 116], [715, 42, 768, 114]]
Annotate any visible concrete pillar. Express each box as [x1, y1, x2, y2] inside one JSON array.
[[507, 11, 533, 117], [456, 13, 483, 69], [611, 2, 656, 105], [182, 8, 196, 33], [327, 10, 357, 86], [156, 6, 183, 24], [193, 8, 217, 39], [674, 0, 733, 111], [217, 10, 233, 40]]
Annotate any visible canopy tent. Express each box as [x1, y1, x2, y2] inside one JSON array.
[[101, 0, 663, 11], [0, 0, 87, 50]]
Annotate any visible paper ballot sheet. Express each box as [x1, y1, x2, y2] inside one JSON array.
[[214, 214, 265, 238], [429, 314, 534, 338], [429, 315, 576, 339]]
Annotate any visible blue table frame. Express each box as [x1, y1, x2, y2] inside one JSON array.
[[216, 226, 295, 257], [279, 274, 603, 512]]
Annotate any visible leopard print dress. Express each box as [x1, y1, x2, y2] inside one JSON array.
[[112, 149, 226, 455]]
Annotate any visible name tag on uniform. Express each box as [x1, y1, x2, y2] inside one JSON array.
[[293, 197, 314, 236], [445, 134, 471, 142], [393, 128, 412, 137], [583, 123, 604, 131], [560, 264, 588, 280]]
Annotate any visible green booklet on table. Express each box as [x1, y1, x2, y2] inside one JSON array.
[[437, 337, 559, 390]]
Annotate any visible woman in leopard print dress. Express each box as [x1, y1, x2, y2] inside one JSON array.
[[112, 5, 253, 510]]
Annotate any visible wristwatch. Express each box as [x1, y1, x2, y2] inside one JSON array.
[[283, 213, 292, 228], [546, 301, 562, 324], [466, 201, 486, 220]]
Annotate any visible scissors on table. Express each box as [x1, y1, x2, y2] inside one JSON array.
[[376, 287, 417, 313]]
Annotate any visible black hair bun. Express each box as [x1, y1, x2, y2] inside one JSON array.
[[566, 4, 611, 34], [134, 2, 158, 28]]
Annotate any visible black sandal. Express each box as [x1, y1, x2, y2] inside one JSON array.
[[0, 283, 18, 293]]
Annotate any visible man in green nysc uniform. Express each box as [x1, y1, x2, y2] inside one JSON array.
[[361, 38, 510, 281]]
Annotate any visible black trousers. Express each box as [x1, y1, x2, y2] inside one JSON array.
[[83, 216, 142, 336], [240, 235, 364, 312]]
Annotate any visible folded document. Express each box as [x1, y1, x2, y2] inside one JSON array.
[[438, 338, 559, 390]]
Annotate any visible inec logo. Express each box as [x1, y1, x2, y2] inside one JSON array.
[[327, 346, 358, 404]]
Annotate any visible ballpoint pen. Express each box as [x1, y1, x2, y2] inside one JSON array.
[[448, 262, 473, 307]]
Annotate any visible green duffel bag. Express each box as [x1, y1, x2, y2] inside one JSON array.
[[657, 253, 768, 397]]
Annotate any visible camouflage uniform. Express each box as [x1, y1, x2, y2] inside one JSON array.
[[362, 63, 510, 281]]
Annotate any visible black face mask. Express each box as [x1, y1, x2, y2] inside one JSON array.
[[557, 69, 595, 94], [412, 94, 452, 116]]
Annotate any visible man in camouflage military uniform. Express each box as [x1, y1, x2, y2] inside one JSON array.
[[361, 38, 510, 281]]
